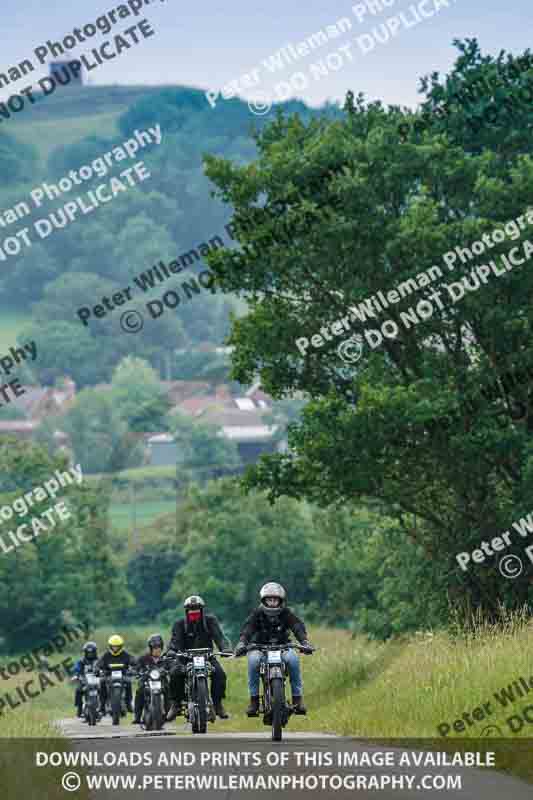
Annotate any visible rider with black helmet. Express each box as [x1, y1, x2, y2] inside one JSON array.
[[235, 582, 314, 716], [72, 641, 99, 718], [166, 595, 231, 722], [133, 633, 166, 724]]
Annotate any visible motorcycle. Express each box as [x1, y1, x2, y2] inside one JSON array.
[[136, 657, 172, 731], [104, 664, 134, 726], [240, 643, 314, 742], [172, 648, 233, 734], [81, 665, 102, 726]]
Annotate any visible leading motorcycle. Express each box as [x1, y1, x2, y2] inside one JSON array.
[[239, 643, 314, 742]]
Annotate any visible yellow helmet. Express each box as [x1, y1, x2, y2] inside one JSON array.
[[108, 634, 124, 656]]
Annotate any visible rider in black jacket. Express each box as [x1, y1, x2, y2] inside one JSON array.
[[133, 633, 168, 724], [166, 595, 231, 721], [235, 582, 314, 716], [96, 634, 136, 714]]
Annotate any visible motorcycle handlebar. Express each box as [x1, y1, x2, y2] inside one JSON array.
[[239, 643, 316, 655]]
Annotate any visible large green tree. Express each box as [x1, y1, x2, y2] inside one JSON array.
[[203, 41, 533, 620], [111, 356, 170, 431]]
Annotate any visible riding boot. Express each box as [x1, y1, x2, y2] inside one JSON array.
[[247, 696, 260, 717], [214, 701, 229, 719], [166, 702, 181, 722], [292, 695, 307, 715]]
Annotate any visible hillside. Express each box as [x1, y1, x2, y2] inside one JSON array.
[[8, 85, 185, 162]]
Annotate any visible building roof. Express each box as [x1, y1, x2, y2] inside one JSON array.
[[176, 396, 217, 416], [162, 381, 211, 404], [0, 421, 38, 433], [221, 425, 278, 442], [199, 408, 271, 428]]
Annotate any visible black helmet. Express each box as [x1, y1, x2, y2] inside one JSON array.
[[83, 641, 98, 661], [148, 633, 164, 651], [259, 582, 286, 618]]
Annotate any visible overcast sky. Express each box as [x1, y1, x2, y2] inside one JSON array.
[[1, 0, 531, 109]]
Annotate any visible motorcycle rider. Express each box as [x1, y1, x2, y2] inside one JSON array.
[[166, 595, 231, 722], [72, 641, 100, 718], [96, 634, 136, 714], [133, 633, 168, 724], [234, 582, 314, 716]]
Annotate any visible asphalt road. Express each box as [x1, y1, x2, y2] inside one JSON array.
[[48, 715, 533, 800]]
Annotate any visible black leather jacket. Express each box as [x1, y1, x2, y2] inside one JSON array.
[[96, 651, 136, 673], [239, 607, 307, 646], [169, 613, 230, 652]]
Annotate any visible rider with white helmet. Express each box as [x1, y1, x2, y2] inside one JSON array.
[[235, 582, 314, 716]]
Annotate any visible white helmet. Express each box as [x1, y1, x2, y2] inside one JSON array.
[[259, 582, 286, 617]]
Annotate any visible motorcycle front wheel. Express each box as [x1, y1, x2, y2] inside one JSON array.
[[111, 687, 121, 726], [271, 677, 284, 742], [152, 694, 164, 730], [193, 677, 208, 734], [87, 700, 97, 726]]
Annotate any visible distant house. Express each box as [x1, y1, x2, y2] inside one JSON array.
[[149, 382, 286, 467], [146, 433, 177, 467], [0, 378, 76, 444], [10, 378, 76, 419]]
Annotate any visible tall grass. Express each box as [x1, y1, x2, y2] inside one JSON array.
[[1, 617, 533, 783]]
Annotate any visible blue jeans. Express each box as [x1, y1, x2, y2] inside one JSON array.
[[247, 648, 303, 697]]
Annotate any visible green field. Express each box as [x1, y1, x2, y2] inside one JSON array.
[[8, 84, 186, 164], [108, 500, 177, 531], [13, 110, 122, 164]]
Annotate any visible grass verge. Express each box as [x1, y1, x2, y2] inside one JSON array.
[[1, 619, 532, 784]]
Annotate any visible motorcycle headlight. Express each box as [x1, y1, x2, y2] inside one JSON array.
[[149, 669, 161, 680]]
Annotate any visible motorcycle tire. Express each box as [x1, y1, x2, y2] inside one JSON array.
[[88, 702, 97, 727], [144, 709, 152, 730], [111, 688, 121, 726], [271, 677, 284, 742], [152, 694, 164, 730], [194, 677, 208, 734]]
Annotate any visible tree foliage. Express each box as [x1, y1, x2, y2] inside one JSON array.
[[203, 40, 533, 619]]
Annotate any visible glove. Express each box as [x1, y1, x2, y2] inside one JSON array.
[[300, 640, 314, 654], [234, 642, 247, 657]]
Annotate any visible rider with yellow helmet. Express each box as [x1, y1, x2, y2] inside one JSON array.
[[96, 635, 137, 714]]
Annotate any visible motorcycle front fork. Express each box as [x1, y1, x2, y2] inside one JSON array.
[[260, 676, 291, 720]]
